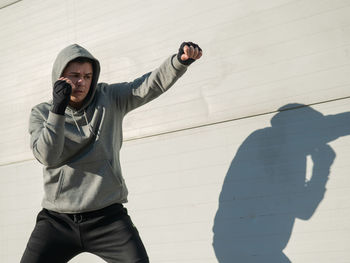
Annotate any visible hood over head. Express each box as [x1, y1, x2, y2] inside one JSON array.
[[52, 44, 101, 112]]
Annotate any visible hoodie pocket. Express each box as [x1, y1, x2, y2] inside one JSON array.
[[105, 160, 123, 186], [54, 171, 65, 201], [43, 167, 65, 203], [53, 159, 125, 210]]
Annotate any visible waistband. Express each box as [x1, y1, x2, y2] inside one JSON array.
[[45, 203, 125, 223]]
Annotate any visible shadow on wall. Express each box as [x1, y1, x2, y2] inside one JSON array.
[[212, 103, 350, 263]]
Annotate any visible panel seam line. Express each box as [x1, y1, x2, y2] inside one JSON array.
[[125, 95, 350, 142]]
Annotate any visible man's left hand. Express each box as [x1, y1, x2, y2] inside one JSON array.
[[177, 42, 202, 65]]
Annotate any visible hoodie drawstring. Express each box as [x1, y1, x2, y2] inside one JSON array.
[[84, 110, 96, 136], [69, 109, 96, 137], [70, 109, 83, 137]]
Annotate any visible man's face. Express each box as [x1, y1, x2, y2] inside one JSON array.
[[61, 62, 93, 108]]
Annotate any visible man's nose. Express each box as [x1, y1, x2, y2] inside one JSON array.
[[77, 77, 85, 86]]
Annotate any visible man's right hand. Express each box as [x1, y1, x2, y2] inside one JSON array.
[[51, 78, 72, 115]]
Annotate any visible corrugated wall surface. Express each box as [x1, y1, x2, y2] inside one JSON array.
[[1, 0, 350, 262]]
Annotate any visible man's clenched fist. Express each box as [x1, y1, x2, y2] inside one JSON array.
[[51, 78, 72, 115], [177, 42, 202, 66]]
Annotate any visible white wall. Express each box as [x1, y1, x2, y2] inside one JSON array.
[[1, 0, 350, 262]]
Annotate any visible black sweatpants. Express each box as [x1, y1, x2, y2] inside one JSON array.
[[20, 204, 149, 263]]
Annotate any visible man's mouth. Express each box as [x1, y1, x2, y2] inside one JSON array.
[[73, 90, 84, 94]]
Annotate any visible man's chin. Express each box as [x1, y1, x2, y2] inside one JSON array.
[[70, 96, 85, 103], [69, 98, 85, 109]]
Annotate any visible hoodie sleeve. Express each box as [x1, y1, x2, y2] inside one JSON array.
[[110, 54, 188, 114], [29, 107, 66, 167]]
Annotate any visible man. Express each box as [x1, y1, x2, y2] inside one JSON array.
[[21, 42, 202, 263]]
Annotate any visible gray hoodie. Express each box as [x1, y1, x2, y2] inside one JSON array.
[[29, 44, 188, 213]]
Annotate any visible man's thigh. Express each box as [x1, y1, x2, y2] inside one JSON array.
[[20, 209, 82, 263], [84, 211, 149, 263]]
